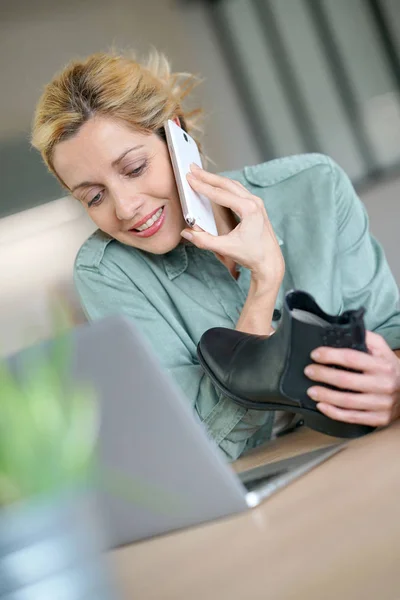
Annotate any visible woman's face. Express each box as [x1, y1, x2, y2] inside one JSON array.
[[53, 116, 186, 254]]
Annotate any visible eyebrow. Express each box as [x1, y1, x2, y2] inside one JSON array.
[[70, 145, 144, 193]]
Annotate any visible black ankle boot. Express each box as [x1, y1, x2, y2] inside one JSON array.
[[197, 290, 374, 439]]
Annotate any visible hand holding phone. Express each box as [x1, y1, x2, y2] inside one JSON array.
[[164, 119, 218, 236]]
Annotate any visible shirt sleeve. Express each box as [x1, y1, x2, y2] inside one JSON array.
[[332, 159, 400, 349], [74, 259, 271, 461]]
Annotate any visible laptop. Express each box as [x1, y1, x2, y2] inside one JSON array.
[[8, 316, 344, 548]]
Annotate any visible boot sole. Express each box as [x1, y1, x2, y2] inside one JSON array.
[[197, 346, 374, 439]]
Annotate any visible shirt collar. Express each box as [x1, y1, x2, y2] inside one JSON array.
[[163, 242, 189, 280]]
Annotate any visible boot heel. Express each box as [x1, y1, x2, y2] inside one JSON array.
[[303, 410, 374, 438]]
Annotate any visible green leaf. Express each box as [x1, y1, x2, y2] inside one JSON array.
[[0, 321, 99, 505]]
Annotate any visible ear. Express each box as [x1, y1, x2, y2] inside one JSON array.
[[172, 116, 181, 128]]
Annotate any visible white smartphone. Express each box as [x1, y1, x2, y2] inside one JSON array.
[[164, 119, 218, 236]]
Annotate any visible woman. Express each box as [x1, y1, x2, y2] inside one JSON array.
[[32, 50, 400, 460]]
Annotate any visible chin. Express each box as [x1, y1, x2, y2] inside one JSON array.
[[118, 230, 182, 255], [149, 233, 183, 255]]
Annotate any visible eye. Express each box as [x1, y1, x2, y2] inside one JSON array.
[[88, 191, 103, 208], [126, 161, 148, 178]]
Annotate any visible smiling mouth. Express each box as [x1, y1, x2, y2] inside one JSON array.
[[128, 206, 166, 238], [132, 207, 163, 232]]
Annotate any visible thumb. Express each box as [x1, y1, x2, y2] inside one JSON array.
[[365, 330, 392, 358], [180, 228, 225, 253]]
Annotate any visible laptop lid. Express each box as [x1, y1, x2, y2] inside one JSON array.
[[8, 316, 249, 547], [8, 316, 345, 547]]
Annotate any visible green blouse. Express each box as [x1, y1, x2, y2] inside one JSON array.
[[74, 153, 400, 460]]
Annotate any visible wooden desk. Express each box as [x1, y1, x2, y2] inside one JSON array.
[[110, 422, 400, 600]]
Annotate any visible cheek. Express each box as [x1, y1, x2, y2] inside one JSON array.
[[85, 203, 118, 233], [167, 173, 180, 207], [156, 157, 177, 194], [148, 169, 179, 208]]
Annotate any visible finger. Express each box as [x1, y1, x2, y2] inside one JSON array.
[[366, 330, 394, 358], [230, 178, 250, 194], [180, 227, 237, 254], [307, 386, 393, 411], [187, 173, 262, 218], [310, 346, 389, 374], [316, 403, 391, 428], [190, 166, 250, 198], [304, 363, 392, 394]]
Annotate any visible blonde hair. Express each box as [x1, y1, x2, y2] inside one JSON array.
[[31, 49, 203, 187]]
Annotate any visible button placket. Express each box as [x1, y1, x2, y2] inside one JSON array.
[[190, 249, 249, 326]]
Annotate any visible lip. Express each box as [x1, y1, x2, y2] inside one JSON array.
[[128, 206, 166, 238], [130, 207, 163, 230]]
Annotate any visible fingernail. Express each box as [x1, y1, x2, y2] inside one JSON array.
[[191, 163, 201, 170], [180, 230, 193, 241], [186, 172, 196, 180], [307, 387, 318, 399], [310, 349, 320, 360], [304, 365, 315, 377]]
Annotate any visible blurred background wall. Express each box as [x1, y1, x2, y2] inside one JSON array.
[[0, 0, 399, 354], [0, 0, 260, 218]]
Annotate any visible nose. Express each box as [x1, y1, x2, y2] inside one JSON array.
[[113, 189, 145, 222]]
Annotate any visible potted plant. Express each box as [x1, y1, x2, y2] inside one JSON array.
[[0, 332, 115, 599]]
